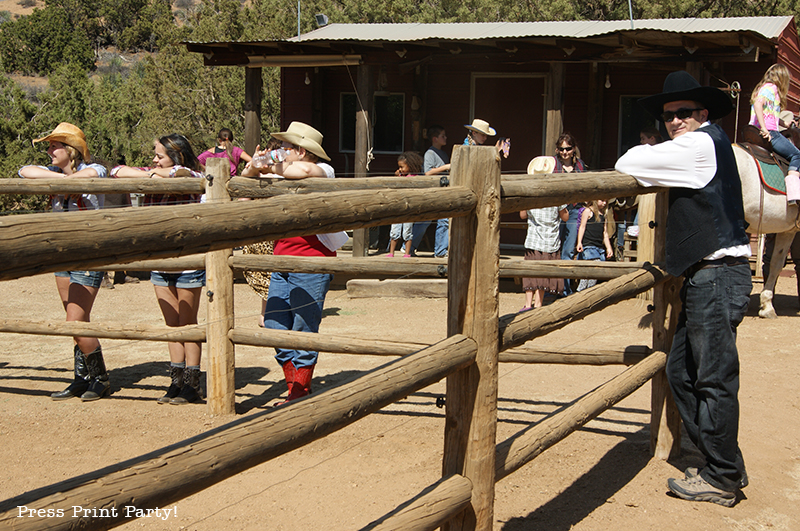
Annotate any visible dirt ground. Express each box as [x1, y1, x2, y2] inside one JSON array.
[[0, 267, 799, 530]]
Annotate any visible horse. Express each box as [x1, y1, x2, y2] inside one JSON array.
[[733, 140, 799, 318]]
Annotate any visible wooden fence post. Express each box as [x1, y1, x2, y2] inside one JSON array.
[[204, 158, 236, 415], [649, 190, 682, 458], [442, 145, 501, 531]]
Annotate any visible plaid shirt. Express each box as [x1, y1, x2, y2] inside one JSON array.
[[524, 205, 567, 253]]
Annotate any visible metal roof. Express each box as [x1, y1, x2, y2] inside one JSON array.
[[289, 17, 793, 43]]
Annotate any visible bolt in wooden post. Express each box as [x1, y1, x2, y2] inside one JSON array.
[[442, 145, 501, 531], [204, 158, 236, 415]]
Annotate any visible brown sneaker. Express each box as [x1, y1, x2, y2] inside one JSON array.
[[667, 474, 736, 507]]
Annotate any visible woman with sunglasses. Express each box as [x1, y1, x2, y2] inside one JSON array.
[[554, 133, 587, 296]]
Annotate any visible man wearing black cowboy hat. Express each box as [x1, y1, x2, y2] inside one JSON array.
[[616, 71, 752, 507]]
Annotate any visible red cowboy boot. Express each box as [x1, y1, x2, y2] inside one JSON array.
[[282, 362, 296, 393], [286, 364, 315, 401]]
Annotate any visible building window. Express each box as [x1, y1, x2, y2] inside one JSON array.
[[340, 92, 405, 153]]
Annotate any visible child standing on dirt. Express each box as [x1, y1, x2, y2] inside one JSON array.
[[750, 63, 800, 204], [575, 199, 613, 292], [386, 151, 423, 257]]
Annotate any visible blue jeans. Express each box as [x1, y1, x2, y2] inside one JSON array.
[[561, 206, 581, 294], [410, 221, 432, 254], [576, 246, 606, 291], [434, 218, 449, 257], [54, 270, 104, 288], [264, 272, 332, 368], [770, 130, 800, 172], [666, 260, 751, 492]]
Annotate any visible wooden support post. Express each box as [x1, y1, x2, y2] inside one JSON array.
[[586, 62, 606, 169], [204, 158, 236, 415], [649, 190, 682, 458], [636, 192, 657, 300], [545, 63, 565, 154], [443, 145, 501, 531], [244, 67, 263, 158], [352, 64, 374, 257]]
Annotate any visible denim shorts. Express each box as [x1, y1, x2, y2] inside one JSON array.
[[54, 270, 104, 288], [150, 270, 206, 288]]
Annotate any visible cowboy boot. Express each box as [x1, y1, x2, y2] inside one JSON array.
[[157, 364, 184, 404], [80, 346, 110, 402], [170, 366, 202, 405], [785, 171, 800, 205], [287, 364, 315, 401], [282, 362, 297, 394], [51, 345, 90, 401]]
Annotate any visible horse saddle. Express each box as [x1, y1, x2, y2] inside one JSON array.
[[738, 125, 790, 195]]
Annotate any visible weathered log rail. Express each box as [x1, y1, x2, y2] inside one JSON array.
[[0, 151, 680, 531]]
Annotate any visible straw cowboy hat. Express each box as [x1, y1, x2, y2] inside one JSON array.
[[778, 110, 796, 132], [464, 119, 496, 137], [33, 122, 90, 161], [527, 156, 556, 175], [638, 70, 733, 121], [271, 121, 330, 161]]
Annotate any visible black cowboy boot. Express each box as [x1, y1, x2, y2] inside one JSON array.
[[170, 366, 202, 405], [157, 364, 184, 404], [51, 345, 90, 401], [80, 346, 110, 402]]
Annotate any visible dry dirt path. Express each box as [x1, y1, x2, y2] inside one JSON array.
[[0, 272, 798, 530]]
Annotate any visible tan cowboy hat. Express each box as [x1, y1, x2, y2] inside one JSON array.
[[464, 119, 496, 137], [778, 110, 795, 132], [527, 156, 556, 175], [271, 121, 330, 161], [33, 122, 90, 161]]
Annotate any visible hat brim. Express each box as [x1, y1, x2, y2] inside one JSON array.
[[638, 86, 733, 122], [464, 125, 497, 136], [527, 156, 556, 175], [33, 132, 90, 161], [271, 131, 330, 161]]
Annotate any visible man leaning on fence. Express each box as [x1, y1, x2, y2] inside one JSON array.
[[242, 122, 346, 404], [615, 71, 751, 507]]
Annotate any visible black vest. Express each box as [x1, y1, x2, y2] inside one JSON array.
[[665, 124, 749, 276]]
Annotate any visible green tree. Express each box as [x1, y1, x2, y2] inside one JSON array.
[[0, 7, 95, 75]]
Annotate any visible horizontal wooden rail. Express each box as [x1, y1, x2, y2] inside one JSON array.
[[495, 350, 667, 481], [231, 255, 646, 279], [0, 319, 205, 342], [500, 345, 650, 365], [499, 265, 669, 352], [0, 187, 476, 281], [0, 335, 477, 531], [360, 474, 473, 531], [230, 328, 423, 356], [228, 175, 442, 198], [93, 256, 206, 272], [0, 177, 206, 195], [500, 171, 664, 213]]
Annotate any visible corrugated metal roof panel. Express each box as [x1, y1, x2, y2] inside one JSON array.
[[288, 16, 793, 43]]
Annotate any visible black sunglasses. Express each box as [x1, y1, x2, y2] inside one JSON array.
[[556, 146, 574, 152], [660, 108, 704, 122]]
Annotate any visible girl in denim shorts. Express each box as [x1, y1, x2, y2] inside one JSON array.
[[113, 134, 206, 404]]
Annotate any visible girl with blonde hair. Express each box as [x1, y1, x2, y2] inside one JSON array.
[[750, 63, 800, 203]]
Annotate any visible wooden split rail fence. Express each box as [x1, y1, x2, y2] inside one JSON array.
[[0, 150, 680, 531]]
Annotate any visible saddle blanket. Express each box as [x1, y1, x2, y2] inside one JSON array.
[[755, 157, 787, 195]]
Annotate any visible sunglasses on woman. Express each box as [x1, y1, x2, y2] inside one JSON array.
[[659, 108, 704, 123], [556, 146, 574, 152]]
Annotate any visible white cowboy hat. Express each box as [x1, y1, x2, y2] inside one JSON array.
[[527, 156, 556, 175], [33, 122, 90, 161], [270, 121, 330, 161], [464, 119, 496, 137]]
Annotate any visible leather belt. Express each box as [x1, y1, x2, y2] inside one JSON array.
[[686, 256, 749, 277]]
